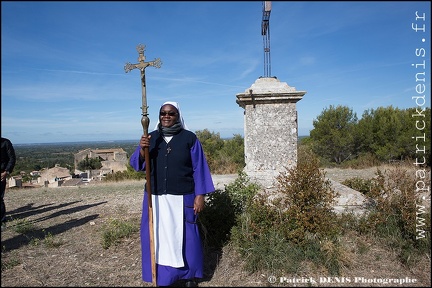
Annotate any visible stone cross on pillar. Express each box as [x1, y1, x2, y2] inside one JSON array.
[[236, 77, 306, 189], [124, 44, 162, 136]]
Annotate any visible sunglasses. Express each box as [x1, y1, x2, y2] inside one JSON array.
[[160, 111, 178, 117]]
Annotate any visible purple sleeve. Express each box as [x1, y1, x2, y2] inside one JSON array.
[[129, 146, 146, 172], [191, 139, 215, 195]]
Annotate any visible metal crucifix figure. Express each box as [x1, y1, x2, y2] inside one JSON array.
[[124, 43, 162, 287], [125, 44, 162, 135]]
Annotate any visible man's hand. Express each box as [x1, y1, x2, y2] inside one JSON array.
[[1, 171, 8, 182]]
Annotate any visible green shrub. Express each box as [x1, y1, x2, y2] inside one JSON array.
[[196, 130, 245, 174], [1, 254, 20, 271], [104, 164, 145, 182], [101, 218, 140, 249], [356, 167, 431, 266], [199, 189, 237, 249], [342, 177, 376, 195], [77, 155, 102, 170], [13, 219, 36, 234], [199, 171, 260, 249], [43, 231, 64, 248], [223, 170, 260, 213], [231, 147, 345, 275], [275, 147, 340, 244]]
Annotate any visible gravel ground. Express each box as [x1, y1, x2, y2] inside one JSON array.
[[1, 166, 430, 287]]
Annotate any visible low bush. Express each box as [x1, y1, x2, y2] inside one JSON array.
[[356, 167, 431, 266], [231, 146, 345, 275], [101, 218, 140, 249], [342, 177, 376, 195], [199, 171, 260, 249]]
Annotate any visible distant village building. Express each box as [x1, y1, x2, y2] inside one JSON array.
[[6, 148, 129, 189], [30, 171, 41, 177], [8, 175, 41, 189], [74, 148, 128, 180], [8, 176, 22, 189], [38, 165, 72, 187]]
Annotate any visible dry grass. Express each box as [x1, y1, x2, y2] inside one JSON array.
[[1, 167, 431, 287]]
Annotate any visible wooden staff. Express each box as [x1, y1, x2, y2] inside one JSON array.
[[125, 44, 162, 287]]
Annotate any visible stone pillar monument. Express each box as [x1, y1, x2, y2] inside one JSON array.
[[236, 77, 306, 188]]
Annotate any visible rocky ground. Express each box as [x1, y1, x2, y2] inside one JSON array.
[[1, 166, 430, 287]]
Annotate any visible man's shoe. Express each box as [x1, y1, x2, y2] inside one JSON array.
[[184, 280, 197, 287]]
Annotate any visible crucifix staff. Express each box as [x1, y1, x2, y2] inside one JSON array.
[[124, 43, 162, 287]]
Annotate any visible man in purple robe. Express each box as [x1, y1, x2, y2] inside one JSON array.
[[130, 101, 215, 287]]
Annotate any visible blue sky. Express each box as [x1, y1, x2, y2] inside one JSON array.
[[1, 1, 430, 144]]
